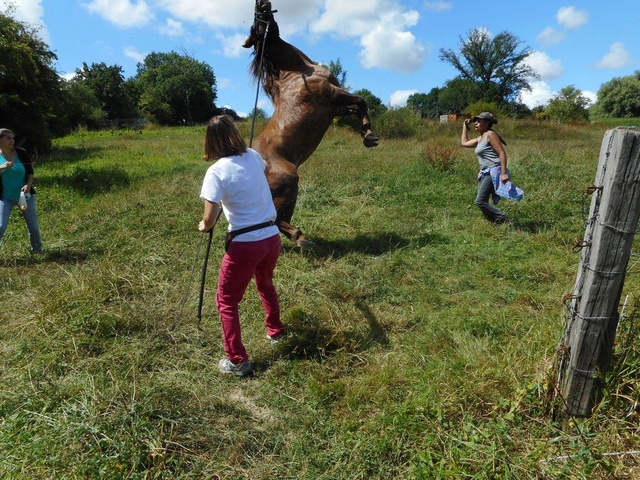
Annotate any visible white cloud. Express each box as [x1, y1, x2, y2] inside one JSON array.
[[156, 0, 247, 28], [264, 0, 325, 37], [556, 6, 588, 29], [596, 42, 632, 69], [217, 78, 234, 90], [216, 33, 249, 58], [156, 0, 322, 36], [60, 72, 77, 81], [423, 1, 452, 12], [360, 20, 428, 72], [390, 89, 417, 107], [159, 18, 184, 37], [1, 0, 49, 41], [313, 1, 393, 37], [1, 0, 42, 24], [582, 91, 597, 106], [525, 51, 563, 80], [82, 0, 154, 28], [519, 80, 554, 109], [123, 46, 146, 64], [312, 1, 427, 72], [537, 26, 565, 46]]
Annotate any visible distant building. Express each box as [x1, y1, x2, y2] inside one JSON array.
[[439, 113, 471, 124]]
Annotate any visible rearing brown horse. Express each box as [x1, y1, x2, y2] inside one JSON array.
[[243, 0, 379, 247]]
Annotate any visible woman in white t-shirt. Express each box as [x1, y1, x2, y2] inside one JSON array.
[[199, 115, 284, 377]]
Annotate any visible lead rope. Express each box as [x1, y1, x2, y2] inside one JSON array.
[[175, 16, 271, 329], [249, 17, 271, 148]]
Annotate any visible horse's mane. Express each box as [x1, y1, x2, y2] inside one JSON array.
[[248, 19, 280, 101], [249, 21, 317, 102]]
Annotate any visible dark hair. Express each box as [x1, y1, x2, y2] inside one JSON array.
[[0, 128, 14, 139], [203, 115, 247, 161]]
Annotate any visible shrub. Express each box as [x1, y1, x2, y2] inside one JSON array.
[[376, 107, 420, 138], [421, 142, 458, 171]]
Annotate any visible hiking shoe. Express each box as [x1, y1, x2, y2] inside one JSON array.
[[266, 332, 285, 346], [218, 358, 253, 377]]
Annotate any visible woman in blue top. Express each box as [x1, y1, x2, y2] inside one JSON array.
[[460, 112, 509, 224], [0, 128, 42, 252]]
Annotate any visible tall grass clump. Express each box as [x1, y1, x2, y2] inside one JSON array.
[[1, 119, 640, 478], [420, 141, 459, 171]]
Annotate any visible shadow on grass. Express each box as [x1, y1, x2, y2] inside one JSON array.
[[253, 301, 389, 373], [0, 249, 93, 267], [283, 231, 448, 258], [511, 218, 556, 233], [39, 145, 105, 165], [39, 165, 131, 195]]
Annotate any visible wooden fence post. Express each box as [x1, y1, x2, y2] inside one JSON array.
[[558, 127, 640, 417]]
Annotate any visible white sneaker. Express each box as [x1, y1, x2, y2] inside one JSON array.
[[266, 332, 285, 346], [218, 358, 253, 377]]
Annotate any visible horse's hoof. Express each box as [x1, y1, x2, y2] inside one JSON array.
[[363, 133, 379, 148]]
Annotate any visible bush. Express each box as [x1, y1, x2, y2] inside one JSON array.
[[421, 142, 458, 171], [376, 107, 420, 138]]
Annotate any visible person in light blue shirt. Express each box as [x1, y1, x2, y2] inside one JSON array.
[[0, 128, 42, 253], [460, 112, 522, 224]]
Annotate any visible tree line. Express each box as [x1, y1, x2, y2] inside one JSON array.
[[1, 10, 230, 152], [2, 9, 639, 153], [404, 28, 640, 124]]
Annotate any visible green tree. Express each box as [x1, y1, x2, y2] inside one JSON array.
[[75, 62, 138, 120], [407, 89, 441, 119], [327, 58, 348, 88], [544, 85, 590, 123], [249, 107, 268, 119], [437, 78, 477, 114], [58, 79, 106, 131], [439, 29, 538, 106], [214, 106, 242, 121], [0, 8, 62, 152], [594, 72, 640, 118], [135, 51, 217, 125]]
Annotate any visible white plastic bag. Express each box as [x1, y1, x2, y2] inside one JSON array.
[[18, 191, 29, 212]]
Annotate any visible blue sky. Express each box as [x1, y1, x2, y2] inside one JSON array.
[[3, 0, 638, 117]]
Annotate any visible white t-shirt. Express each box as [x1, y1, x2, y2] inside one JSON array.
[[200, 148, 279, 242]]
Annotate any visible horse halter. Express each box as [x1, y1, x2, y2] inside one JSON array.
[[253, 0, 276, 30], [243, 0, 276, 49]]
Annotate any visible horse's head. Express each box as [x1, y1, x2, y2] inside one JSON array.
[[243, 0, 279, 49]]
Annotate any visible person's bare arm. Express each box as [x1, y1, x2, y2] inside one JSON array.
[[487, 132, 509, 183], [461, 119, 479, 148], [199, 200, 221, 232]]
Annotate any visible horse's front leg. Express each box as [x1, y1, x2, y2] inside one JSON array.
[[331, 89, 379, 148], [268, 167, 312, 248]]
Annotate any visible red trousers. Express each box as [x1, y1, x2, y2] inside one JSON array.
[[216, 234, 283, 363]]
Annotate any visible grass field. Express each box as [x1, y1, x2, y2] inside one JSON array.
[[1, 119, 639, 479]]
